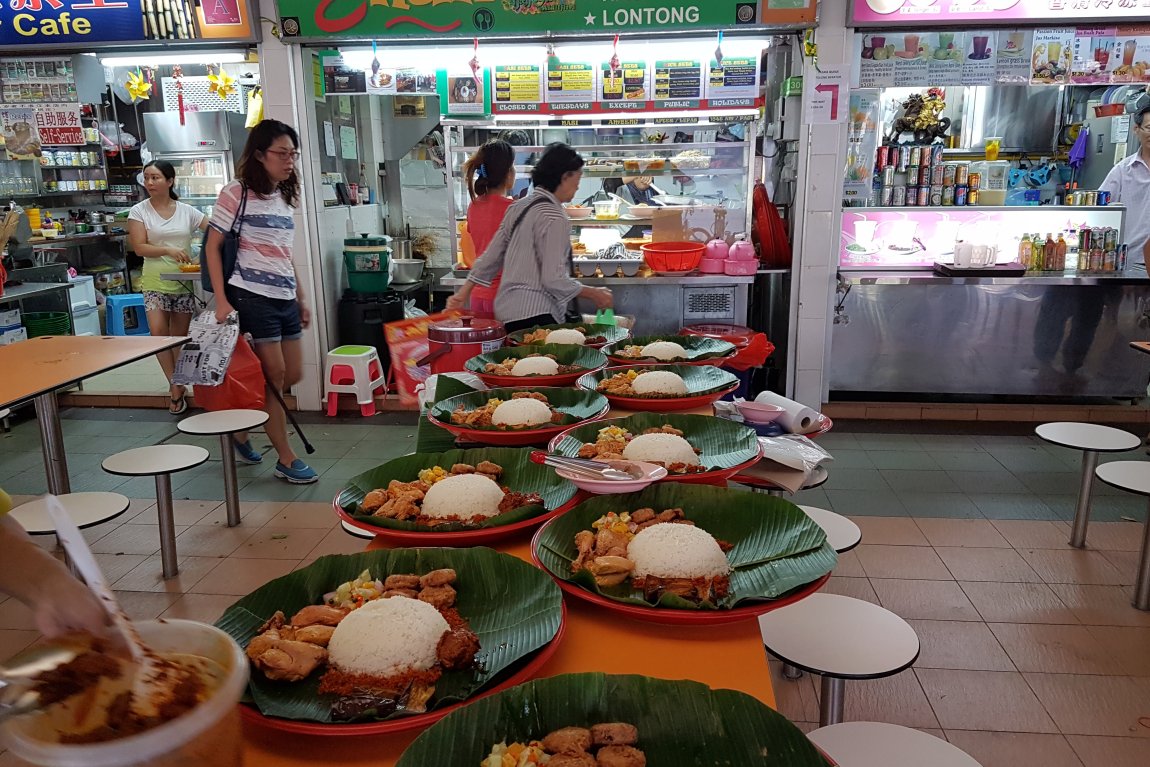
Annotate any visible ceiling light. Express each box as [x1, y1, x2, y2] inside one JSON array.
[[100, 52, 248, 67]]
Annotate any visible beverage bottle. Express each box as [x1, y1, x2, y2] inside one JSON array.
[[1043, 233, 1055, 271], [1031, 234, 1043, 270], [359, 163, 371, 204], [1055, 234, 1067, 271], [1018, 234, 1031, 268], [1078, 228, 1090, 271]]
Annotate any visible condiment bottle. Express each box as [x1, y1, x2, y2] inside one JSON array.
[[1018, 234, 1031, 268], [1055, 234, 1067, 271]]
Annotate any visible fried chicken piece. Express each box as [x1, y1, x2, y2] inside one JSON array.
[[292, 625, 336, 646], [499, 490, 543, 513], [420, 568, 457, 588], [597, 745, 646, 767], [578, 443, 601, 459], [361, 489, 387, 512], [543, 726, 593, 754], [589, 556, 634, 587], [549, 754, 596, 767], [256, 610, 287, 634], [405, 680, 436, 714], [385, 574, 421, 590], [376, 495, 421, 521], [595, 527, 631, 557], [572, 530, 596, 572], [418, 585, 457, 610], [436, 627, 480, 669], [629, 508, 655, 524], [475, 460, 503, 479], [383, 588, 419, 599], [591, 723, 640, 746], [247, 633, 328, 682], [291, 605, 348, 627], [450, 463, 475, 475]]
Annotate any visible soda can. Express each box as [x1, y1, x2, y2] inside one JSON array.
[[930, 163, 945, 185], [892, 185, 908, 206], [968, 172, 981, 191], [968, 188, 979, 205], [955, 184, 969, 206], [1120, 244, 1129, 271], [898, 145, 912, 171], [942, 163, 957, 185], [919, 165, 932, 186], [880, 185, 894, 206], [1105, 228, 1118, 251], [942, 185, 955, 206], [1098, 190, 1111, 206], [931, 144, 945, 166], [882, 166, 895, 186], [930, 184, 943, 206], [1086, 191, 1098, 206], [917, 186, 931, 207], [909, 146, 922, 166], [905, 186, 920, 206], [955, 163, 970, 186]]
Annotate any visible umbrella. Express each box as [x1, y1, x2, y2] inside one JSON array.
[[1068, 123, 1090, 185]]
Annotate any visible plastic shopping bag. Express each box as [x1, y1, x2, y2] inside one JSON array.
[[172, 311, 240, 386], [194, 335, 267, 412]]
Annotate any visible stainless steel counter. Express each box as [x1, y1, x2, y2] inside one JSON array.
[[831, 269, 1150, 399], [437, 274, 757, 288]]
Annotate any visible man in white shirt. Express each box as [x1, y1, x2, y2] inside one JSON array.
[[1101, 105, 1150, 271]]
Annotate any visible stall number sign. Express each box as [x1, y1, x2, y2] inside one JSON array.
[[0, 0, 145, 45], [35, 102, 82, 144]]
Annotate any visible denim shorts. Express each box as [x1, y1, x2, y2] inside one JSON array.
[[227, 287, 302, 343]]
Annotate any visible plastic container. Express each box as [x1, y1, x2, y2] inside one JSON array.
[[593, 200, 621, 219], [23, 311, 71, 337], [2, 619, 248, 767], [640, 241, 705, 273], [347, 270, 391, 293], [724, 259, 758, 276], [553, 460, 668, 494], [699, 258, 726, 274], [565, 205, 593, 219], [735, 401, 786, 424]]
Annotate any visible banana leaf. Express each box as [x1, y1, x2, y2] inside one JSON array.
[[577, 364, 739, 398], [465, 344, 608, 376], [415, 375, 491, 452], [396, 673, 830, 767], [336, 447, 577, 532], [507, 322, 630, 346], [215, 548, 563, 724], [605, 334, 736, 362], [550, 412, 760, 472], [429, 387, 609, 431], [535, 483, 837, 610]]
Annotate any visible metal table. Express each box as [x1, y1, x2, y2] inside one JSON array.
[[0, 282, 75, 305]]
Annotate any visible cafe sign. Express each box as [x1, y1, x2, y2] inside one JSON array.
[[276, 0, 816, 40], [853, 0, 1150, 26]]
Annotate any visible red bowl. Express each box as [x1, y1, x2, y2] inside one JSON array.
[[239, 602, 567, 735], [530, 524, 829, 626], [333, 495, 581, 546], [428, 404, 610, 447], [641, 241, 705, 273]]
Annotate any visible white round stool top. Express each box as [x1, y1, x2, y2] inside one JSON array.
[[10, 492, 131, 535], [799, 505, 862, 553], [102, 445, 210, 477], [809, 722, 981, 767], [178, 409, 269, 436], [1096, 461, 1150, 496], [1035, 422, 1140, 453], [758, 593, 919, 679], [341, 520, 375, 539], [0, 408, 9, 419], [804, 465, 829, 490]]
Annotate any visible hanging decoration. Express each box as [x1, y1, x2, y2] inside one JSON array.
[[207, 65, 238, 100], [125, 68, 152, 103], [172, 65, 186, 125], [546, 42, 559, 70], [714, 30, 724, 68], [469, 37, 481, 84]]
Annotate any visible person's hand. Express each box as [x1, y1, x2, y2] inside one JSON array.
[[445, 293, 466, 311], [299, 302, 311, 329], [32, 585, 110, 639], [589, 287, 613, 309], [168, 248, 190, 264], [215, 298, 234, 324]]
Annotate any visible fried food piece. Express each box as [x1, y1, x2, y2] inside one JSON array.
[[550, 754, 597, 767], [383, 588, 419, 599], [417, 585, 457, 610], [595, 527, 631, 557], [511, 391, 550, 403], [450, 463, 475, 474], [633, 508, 686, 532], [247, 633, 328, 682], [361, 489, 387, 512], [630, 508, 655, 524], [385, 574, 421, 590], [436, 626, 480, 669], [543, 726, 593, 754], [588, 556, 634, 587], [291, 605, 347, 627], [499, 490, 544, 513], [597, 745, 646, 767], [572, 529, 596, 571], [405, 680, 436, 714], [591, 723, 640, 747], [292, 625, 336, 646], [256, 610, 287, 634], [475, 460, 503, 479], [420, 568, 457, 588]]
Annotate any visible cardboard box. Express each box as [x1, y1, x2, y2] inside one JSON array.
[[0, 309, 20, 327], [0, 325, 28, 346]]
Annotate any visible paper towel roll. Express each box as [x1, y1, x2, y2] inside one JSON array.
[[754, 391, 819, 434]]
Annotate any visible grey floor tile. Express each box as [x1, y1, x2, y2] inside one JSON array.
[[927, 451, 1006, 472], [1016, 472, 1090, 496], [815, 433, 862, 450], [897, 492, 984, 519], [823, 449, 875, 469], [971, 495, 1061, 521], [869, 450, 942, 471], [987, 448, 1079, 474], [792, 487, 831, 508], [947, 470, 1033, 495], [855, 435, 924, 451], [880, 470, 961, 494], [914, 435, 987, 452], [824, 468, 893, 491], [825, 488, 908, 516]]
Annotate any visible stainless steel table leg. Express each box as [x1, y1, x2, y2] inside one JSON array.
[[1069, 450, 1099, 548], [1134, 499, 1150, 611], [782, 663, 803, 679], [34, 393, 69, 495], [819, 675, 846, 727], [154, 473, 179, 578], [220, 433, 241, 527], [768, 489, 784, 497]]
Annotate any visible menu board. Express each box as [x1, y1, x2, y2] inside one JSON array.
[[1113, 26, 1150, 83], [493, 64, 545, 114], [600, 60, 649, 110], [546, 62, 596, 110], [1031, 28, 1074, 85], [996, 30, 1032, 83], [1072, 28, 1116, 85], [0, 58, 78, 105], [438, 68, 490, 117], [705, 56, 758, 106], [961, 31, 997, 86], [925, 33, 963, 86], [653, 59, 704, 109]]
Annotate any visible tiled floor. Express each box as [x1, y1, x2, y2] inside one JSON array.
[[1, 411, 1149, 766], [82, 357, 171, 395]]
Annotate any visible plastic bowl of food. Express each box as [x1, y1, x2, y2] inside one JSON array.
[[735, 401, 786, 424], [566, 205, 592, 219], [552, 460, 668, 494], [641, 241, 705, 274], [593, 200, 621, 220], [178, 263, 201, 273]]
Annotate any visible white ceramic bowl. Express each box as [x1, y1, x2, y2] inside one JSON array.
[[553, 460, 668, 494], [566, 206, 593, 219], [735, 401, 786, 424]]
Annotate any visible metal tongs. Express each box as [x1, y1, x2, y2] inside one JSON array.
[[0, 645, 81, 722], [530, 451, 639, 481]]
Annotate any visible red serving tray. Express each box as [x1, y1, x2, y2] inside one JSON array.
[[428, 402, 610, 447], [591, 384, 740, 413], [474, 364, 605, 389], [605, 353, 736, 367], [238, 602, 567, 736], [530, 524, 828, 626]]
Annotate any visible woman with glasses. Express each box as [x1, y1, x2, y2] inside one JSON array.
[[204, 119, 317, 484]]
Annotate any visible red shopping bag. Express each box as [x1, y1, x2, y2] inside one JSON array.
[[193, 336, 267, 411]]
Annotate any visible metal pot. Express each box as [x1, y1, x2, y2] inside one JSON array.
[[415, 316, 505, 374], [390, 258, 425, 284]]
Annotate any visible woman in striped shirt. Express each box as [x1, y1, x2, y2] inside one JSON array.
[[448, 143, 612, 332]]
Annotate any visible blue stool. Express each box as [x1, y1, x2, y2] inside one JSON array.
[[105, 294, 150, 336]]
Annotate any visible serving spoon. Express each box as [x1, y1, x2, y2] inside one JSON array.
[[0, 645, 81, 723]]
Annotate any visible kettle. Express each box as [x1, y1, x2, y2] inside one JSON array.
[[728, 236, 756, 261], [704, 238, 730, 260]]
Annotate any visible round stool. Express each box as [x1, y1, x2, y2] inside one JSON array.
[[1094, 461, 1150, 610], [341, 520, 375, 540], [809, 722, 982, 767], [10, 492, 131, 534], [758, 593, 919, 726], [178, 409, 270, 527], [102, 445, 209, 579], [799, 506, 862, 553], [1035, 422, 1139, 548], [0, 407, 10, 432]]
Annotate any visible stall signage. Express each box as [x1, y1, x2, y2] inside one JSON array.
[[853, 0, 1150, 27], [653, 59, 704, 109], [600, 60, 649, 111], [0, 102, 81, 157], [33, 101, 82, 144], [277, 0, 816, 40], [0, 0, 143, 44], [492, 64, 544, 114]]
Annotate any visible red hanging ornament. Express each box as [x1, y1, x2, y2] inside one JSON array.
[[173, 65, 186, 125], [609, 34, 620, 72], [469, 37, 481, 83]]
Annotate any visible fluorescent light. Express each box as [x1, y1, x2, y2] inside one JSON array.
[[100, 52, 247, 67]]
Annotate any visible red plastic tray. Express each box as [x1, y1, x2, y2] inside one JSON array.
[[239, 602, 567, 736], [605, 353, 735, 367], [530, 524, 828, 626], [592, 383, 739, 413], [428, 402, 610, 447], [474, 365, 604, 389]]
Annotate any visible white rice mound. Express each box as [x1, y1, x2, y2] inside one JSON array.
[[628, 522, 730, 578], [422, 473, 506, 519], [622, 433, 701, 466], [327, 596, 449, 676], [492, 397, 553, 427], [639, 341, 689, 361], [545, 328, 587, 345], [512, 356, 560, 376], [631, 370, 688, 396]]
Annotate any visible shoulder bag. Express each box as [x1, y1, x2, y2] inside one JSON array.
[[201, 183, 248, 293]]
